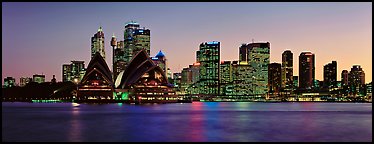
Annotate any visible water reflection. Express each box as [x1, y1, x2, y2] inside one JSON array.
[[68, 104, 82, 142]]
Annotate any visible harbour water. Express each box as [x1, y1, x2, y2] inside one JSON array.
[[2, 102, 372, 142]]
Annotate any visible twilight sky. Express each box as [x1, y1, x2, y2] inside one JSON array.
[[2, 2, 372, 84]]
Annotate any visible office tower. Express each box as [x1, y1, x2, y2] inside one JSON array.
[[20, 77, 32, 87], [341, 70, 349, 86], [220, 61, 232, 95], [239, 44, 248, 63], [152, 50, 168, 78], [3, 77, 15, 88], [248, 42, 270, 96], [123, 21, 150, 66], [349, 65, 365, 86], [293, 76, 299, 89], [33, 74, 45, 83], [323, 61, 337, 88], [281, 50, 293, 89], [232, 61, 252, 96], [299, 52, 315, 90], [113, 39, 126, 81], [91, 26, 105, 60], [197, 41, 220, 95], [268, 62, 282, 94], [62, 61, 85, 82]]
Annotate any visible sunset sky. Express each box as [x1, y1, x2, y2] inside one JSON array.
[[2, 2, 372, 84]]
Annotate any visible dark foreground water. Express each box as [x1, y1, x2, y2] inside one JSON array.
[[2, 102, 372, 142]]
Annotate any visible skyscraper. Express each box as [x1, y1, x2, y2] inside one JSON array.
[[20, 77, 32, 87], [323, 61, 337, 88], [268, 62, 282, 94], [248, 42, 270, 96], [239, 44, 248, 63], [123, 21, 150, 66], [281, 50, 293, 89], [152, 50, 168, 77], [348, 65, 365, 86], [348, 65, 365, 96], [33, 74, 45, 83], [91, 26, 105, 60], [62, 61, 85, 82], [341, 70, 349, 86], [299, 52, 315, 90], [197, 41, 220, 95], [3, 77, 15, 88]]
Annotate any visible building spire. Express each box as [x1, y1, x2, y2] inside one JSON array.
[[98, 25, 103, 32]]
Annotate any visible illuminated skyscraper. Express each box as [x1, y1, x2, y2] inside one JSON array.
[[197, 41, 220, 95], [220, 61, 232, 95], [91, 26, 105, 60], [299, 52, 315, 90], [113, 39, 126, 81], [341, 70, 349, 86], [3, 77, 15, 88], [20, 77, 32, 87], [239, 44, 248, 63], [268, 62, 282, 94], [323, 61, 337, 88], [281, 50, 293, 89], [152, 50, 168, 77], [62, 61, 85, 82], [33, 74, 45, 83], [348, 65, 365, 87], [232, 61, 252, 96], [123, 21, 150, 66], [248, 42, 270, 96]]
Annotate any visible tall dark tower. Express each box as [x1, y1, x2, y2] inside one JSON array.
[[111, 34, 117, 79], [323, 61, 337, 89], [299, 52, 315, 90], [281, 50, 293, 89]]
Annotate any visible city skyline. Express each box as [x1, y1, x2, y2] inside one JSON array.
[[2, 2, 372, 84]]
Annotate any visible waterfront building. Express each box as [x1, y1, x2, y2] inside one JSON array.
[[248, 42, 270, 96], [231, 61, 252, 96], [91, 26, 106, 60], [268, 62, 282, 97], [62, 61, 85, 82], [220, 61, 232, 95], [323, 61, 337, 89], [19, 77, 32, 87], [293, 76, 299, 89], [152, 50, 168, 78], [348, 65, 365, 96], [196, 41, 220, 95], [172, 72, 182, 94], [33, 74, 45, 83], [281, 50, 293, 89], [123, 21, 150, 67], [341, 70, 349, 86], [239, 44, 248, 63], [114, 49, 177, 103], [3, 77, 15, 88], [77, 52, 113, 100], [299, 52, 315, 90], [113, 39, 126, 81]]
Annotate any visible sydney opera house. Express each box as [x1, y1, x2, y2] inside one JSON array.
[[77, 50, 178, 104]]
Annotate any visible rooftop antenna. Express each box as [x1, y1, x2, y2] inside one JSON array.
[[252, 38, 254, 43]]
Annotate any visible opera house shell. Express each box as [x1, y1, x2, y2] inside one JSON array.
[[114, 49, 177, 103], [77, 52, 114, 101]]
